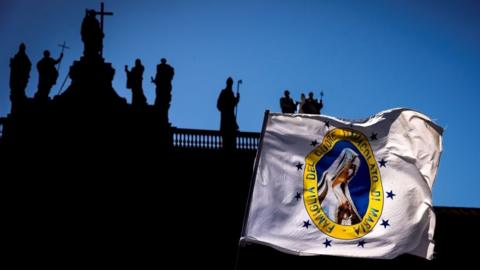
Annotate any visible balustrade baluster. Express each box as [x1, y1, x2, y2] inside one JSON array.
[[171, 129, 259, 150]]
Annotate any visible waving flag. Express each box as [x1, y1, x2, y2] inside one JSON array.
[[241, 108, 443, 259]]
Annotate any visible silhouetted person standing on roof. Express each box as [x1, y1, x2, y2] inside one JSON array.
[[9, 43, 31, 113], [280, 90, 297, 113], [302, 92, 320, 114], [34, 50, 63, 102], [217, 77, 240, 150], [125, 59, 147, 108], [298, 93, 306, 113], [152, 58, 174, 124]]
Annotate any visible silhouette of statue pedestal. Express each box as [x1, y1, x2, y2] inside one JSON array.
[[58, 56, 125, 110]]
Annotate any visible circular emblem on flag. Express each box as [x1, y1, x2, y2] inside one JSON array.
[[303, 128, 383, 240]]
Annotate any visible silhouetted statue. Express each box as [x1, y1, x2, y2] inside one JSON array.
[[81, 9, 103, 58], [59, 2, 122, 109], [217, 77, 239, 150], [9, 43, 31, 113], [302, 92, 321, 114], [152, 58, 174, 124], [280, 90, 297, 113], [125, 59, 147, 108], [34, 50, 63, 102]]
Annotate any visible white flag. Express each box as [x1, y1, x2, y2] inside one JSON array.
[[241, 108, 443, 260]]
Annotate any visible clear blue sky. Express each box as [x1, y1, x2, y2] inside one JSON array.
[[1, 0, 479, 207]]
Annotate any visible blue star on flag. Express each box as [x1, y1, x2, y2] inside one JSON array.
[[370, 132, 378, 141], [381, 219, 390, 228], [323, 238, 332, 248], [325, 121, 330, 128], [295, 162, 303, 171], [379, 158, 387, 167], [386, 190, 396, 199], [310, 140, 319, 146], [295, 192, 301, 201], [357, 240, 366, 248], [303, 220, 311, 229]]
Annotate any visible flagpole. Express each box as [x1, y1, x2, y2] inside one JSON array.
[[234, 109, 270, 270]]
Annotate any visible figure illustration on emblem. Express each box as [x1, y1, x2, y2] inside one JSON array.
[[317, 148, 361, 225]]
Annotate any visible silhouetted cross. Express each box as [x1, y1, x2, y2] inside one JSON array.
[[58, 41, 70, 53], [93, 2, 113, 34], [56, 41, 70, 70]]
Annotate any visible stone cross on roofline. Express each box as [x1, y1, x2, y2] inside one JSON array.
[[89, 2, 113, 56]]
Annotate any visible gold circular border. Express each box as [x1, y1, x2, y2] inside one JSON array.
[[303, 128, 383, 239]]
